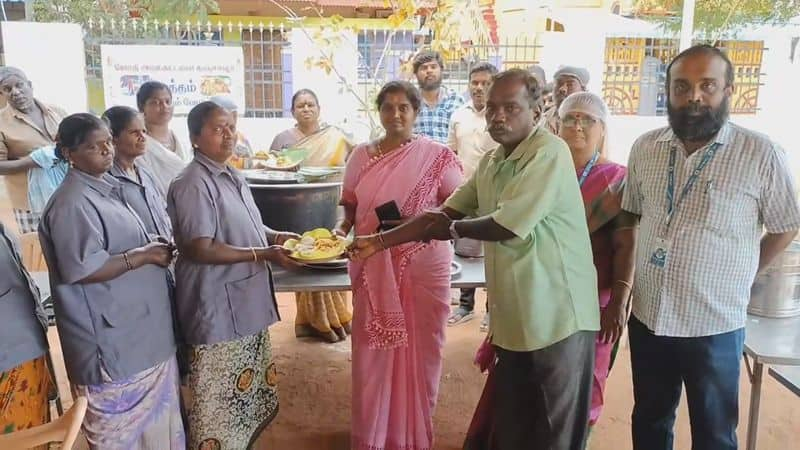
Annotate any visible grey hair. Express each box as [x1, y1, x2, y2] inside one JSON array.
[[0, 66, 29, 84], [208, 95, 238, 112]]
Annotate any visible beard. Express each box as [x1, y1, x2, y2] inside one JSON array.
[[668, 98, 729, 143], [418, 76, 442, 91]]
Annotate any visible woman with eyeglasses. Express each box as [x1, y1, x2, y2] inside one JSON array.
[[38, 113, 184, 448], [558, 92, 635, 431]]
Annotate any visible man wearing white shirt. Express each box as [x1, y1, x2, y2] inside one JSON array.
[[446, 62, 498, 329]]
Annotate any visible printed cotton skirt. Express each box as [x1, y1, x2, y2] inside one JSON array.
[[76, 356, 185, 450], [1, 355, 51, 450], [185, 330, 279, 450]]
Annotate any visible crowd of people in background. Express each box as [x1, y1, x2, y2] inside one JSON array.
[[1, 42, 799, 450]]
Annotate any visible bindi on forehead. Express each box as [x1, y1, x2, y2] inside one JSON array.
[[565, 112, 587, 118]]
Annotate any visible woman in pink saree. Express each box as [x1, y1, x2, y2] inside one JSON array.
[[338, 81, 462, 450]]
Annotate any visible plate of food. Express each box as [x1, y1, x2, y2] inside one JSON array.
[[283, 228, 349, 263], [252, 148, 308, 171]]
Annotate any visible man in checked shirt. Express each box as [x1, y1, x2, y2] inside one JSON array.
[[620, 44, 800, 450], [412, 50, 465, 144]]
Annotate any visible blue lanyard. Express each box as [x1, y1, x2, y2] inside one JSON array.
[[665, 142, 721, 227], [578, 152, 600, 187]]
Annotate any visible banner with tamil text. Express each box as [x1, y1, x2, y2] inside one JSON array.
[[101, 44, 245, 115]]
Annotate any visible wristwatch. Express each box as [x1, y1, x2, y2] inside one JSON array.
[[449, 220, 460, 240]]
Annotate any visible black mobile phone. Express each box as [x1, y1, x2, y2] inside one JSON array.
[[375, 200, 402, 231]]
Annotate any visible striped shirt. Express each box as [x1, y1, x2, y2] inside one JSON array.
[[622, 122, 800, 337], [414, 88, 465, 144]]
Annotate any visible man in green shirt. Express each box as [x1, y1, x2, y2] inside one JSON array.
[[349, 69, 599, 449]]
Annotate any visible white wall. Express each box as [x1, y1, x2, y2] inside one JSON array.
[[1, 22, 87, 113], [290, 28, 359, 129], [537, 30, 605, 89], [605, 115, 800, 172]]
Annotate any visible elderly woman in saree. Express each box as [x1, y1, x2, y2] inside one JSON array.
[[269, 88, 353, 163], [135, 81, 188, 192], [271, 88, 355, 342], [38, 113, 184, 449], [338, 81, 463, 450], [167, 101, 300, 448], [558, 92, 635, 429]]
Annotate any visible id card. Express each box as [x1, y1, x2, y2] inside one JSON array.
[[649, 237, 671, 268]]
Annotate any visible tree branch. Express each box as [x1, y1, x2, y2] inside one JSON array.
[[266, 0, 379, 131]]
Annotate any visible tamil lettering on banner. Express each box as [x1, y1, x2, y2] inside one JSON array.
[[101, 45, 246, 115]]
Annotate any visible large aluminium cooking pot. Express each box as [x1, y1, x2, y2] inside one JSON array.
[[248, 182, 342, 234], [749, 241, 800, 318]]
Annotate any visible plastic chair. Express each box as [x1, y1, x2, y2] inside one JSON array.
[[19, 232, 48, 272], [0, 396, 87, 449]]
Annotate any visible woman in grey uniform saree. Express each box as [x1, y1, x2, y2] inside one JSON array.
[[168, 101, 300, 449], [38, 113, 184, 449]]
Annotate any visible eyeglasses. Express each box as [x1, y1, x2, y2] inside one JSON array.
[[561, 116, 597, 129]]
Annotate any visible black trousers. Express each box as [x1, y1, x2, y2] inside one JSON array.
[[459, 288, 476, 311], [459, 288, 489, 312], [491, 331, 595, 450]]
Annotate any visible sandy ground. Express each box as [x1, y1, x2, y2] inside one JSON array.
[[252, 292, 799, 450], [46, 292, 797, 450]]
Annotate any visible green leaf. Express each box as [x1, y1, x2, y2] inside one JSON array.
[[635, 0, 800, 37]]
